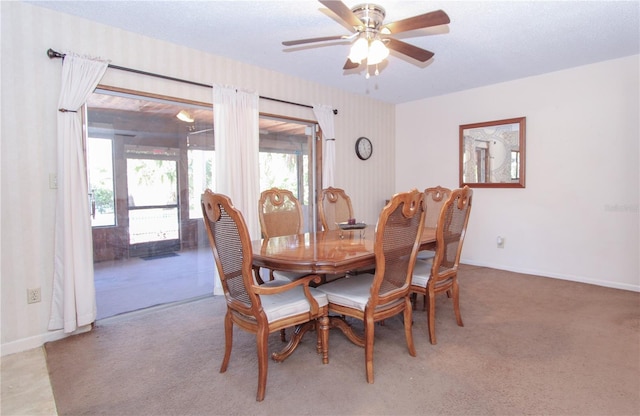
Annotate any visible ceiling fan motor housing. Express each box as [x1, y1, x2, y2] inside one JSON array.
[[351, 4, 386, 32]]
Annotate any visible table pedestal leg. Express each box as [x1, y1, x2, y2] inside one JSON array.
[[271, 322, 313, 362], [329, 316, 365, 347], [317, 316, 329, 364]]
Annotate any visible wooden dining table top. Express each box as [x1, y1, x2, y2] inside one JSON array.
[[251, 225, 436, 275]]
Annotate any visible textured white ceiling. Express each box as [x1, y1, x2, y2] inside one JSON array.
[[27, 0, 640, 104]]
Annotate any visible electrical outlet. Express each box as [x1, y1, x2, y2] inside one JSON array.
[[49, 173, 58, 189], [497, 236, 505, 249], [27, 287, 41, 304]]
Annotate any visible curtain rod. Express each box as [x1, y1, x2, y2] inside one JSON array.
[[47, 48, 338, 115]]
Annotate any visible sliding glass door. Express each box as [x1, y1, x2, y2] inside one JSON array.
[[86, 89, 215, 319]]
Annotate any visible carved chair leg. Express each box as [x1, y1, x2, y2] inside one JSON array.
[[364, 315, 375, 384], [256, 326, 269, 402], [220, 312, 233, 373], [452, 278, 464, 327], [427, 290, 437, 345], [404, 298, 416, 357]]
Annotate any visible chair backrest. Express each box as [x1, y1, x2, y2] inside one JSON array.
[[319, 187, 354, 231], [258, 188, 304, 238], [201, 190, 259, 315], [424, 186, 451, 229], [431, 186, 473, 281], [370, 189, 425, 303]]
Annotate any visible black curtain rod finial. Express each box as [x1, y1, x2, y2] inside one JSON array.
[[47, 48, 65, 59]]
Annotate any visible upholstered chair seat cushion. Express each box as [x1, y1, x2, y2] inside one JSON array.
[[316, 274, 375, 311], [411, 259, 433, 287], [260, 282, 328, 322], [416, 250, 435, 260]]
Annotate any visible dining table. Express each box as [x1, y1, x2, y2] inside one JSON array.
[[251, 224, 436, 362]]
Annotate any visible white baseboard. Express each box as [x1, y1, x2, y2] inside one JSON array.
[[1, 325, 92, 357], [461, 259, 640, 292]]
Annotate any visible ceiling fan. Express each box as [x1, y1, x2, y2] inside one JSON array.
[[282, 1, 450, 75]]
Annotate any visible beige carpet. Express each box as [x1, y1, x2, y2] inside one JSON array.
[[44, 265, 640, 415]]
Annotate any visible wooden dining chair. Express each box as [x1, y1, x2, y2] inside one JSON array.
[[317, 189, 425, 384], [410, 186, 473, 344], [318, 187, 372, 279], [259, 187, 304, 238], [318, 187, 354, 231], [201, 189, 329, 402], [413, 186, 452, 309], [424, 186, 452, 228], [417, 186, 451, 261], [258, 188, 308, 281]]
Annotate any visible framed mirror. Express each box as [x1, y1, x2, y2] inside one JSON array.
[[459, 117, 526, 188]]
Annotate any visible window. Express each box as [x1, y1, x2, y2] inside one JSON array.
[[188, 148, 214, 219], [186, 123, 215, 220], [511, 150, 520, 180], [87, 137, 115, 227], [258, 117, 316, 231]]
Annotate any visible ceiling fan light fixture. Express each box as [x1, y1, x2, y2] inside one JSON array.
[[176, 110, 194, 123], [348, 36, 369, 64], [367, 38, 389, 65], [283, 1, 450, 73]]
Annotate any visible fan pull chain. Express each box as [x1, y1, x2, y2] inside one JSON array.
[[364, 64, 381, 79]]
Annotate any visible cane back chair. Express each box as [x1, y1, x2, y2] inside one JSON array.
[[317, 189, 425, 383], [417, 186, 451, 261], [319, 187, 354, 231], [259, 187, 304, 238], [201, 190, 329, 401], [410, 186, 473, 344], [258, 188, 308, 281]]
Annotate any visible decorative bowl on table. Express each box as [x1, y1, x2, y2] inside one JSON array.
[[337, 222, 366, 230]]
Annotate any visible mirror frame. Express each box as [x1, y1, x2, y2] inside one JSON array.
[[459, 116, 526, 188]]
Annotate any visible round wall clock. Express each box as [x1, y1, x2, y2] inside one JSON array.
[[355, 137, 373, 160]]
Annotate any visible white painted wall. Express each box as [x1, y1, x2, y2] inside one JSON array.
[[1, 2, 394, 354], [396, 56, 639, 291]]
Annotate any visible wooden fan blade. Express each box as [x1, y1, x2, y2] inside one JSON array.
[[319, 0, 363, 30], [282, 35, 346, 46], [386, 38, 434, 62], [343, 59, 360, 70], [385, 10, 450, 34]]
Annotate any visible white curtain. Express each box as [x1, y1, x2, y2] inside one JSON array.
[[313, 104, 336, 187], [212, 85, 260, 239], [49, 54, 109, 333]]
